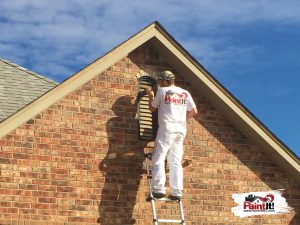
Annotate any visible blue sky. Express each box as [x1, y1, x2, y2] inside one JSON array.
[[0, 0, 299, 157]]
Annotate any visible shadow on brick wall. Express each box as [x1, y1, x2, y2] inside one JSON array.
[[97, 95, 147, 224]]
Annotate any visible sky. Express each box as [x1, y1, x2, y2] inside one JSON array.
[[0, 0, 299, 157]]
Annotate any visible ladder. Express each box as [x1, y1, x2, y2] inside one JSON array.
[[144, 153, 186, 225]]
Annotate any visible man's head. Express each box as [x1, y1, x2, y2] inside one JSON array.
[[157, 70, 175, 87]]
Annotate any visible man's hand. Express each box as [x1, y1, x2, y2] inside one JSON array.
[[145, 87, 154, 98], [145, 87, 157, 112]]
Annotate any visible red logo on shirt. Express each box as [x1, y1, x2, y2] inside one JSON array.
[[164, 91, 188, 105]]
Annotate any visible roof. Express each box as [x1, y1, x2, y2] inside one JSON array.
[[0, 58, 58, 122], [0, 21, 299, 180]]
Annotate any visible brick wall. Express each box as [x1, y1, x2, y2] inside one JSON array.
[[0, 43, 299, 225]]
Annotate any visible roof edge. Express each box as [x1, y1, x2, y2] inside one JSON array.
[[0, 58, 58, 85], [151, 23, 300, 172], [0, 22, 158, 138]]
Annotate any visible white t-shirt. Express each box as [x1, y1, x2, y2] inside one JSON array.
[[151, 85, 196, 136]]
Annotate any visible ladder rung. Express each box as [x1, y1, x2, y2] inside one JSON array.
[[146, 196, 179, 202], [156, 219, 183, 223], [156, 197, 178, 202]]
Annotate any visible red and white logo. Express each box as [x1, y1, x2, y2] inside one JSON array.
[[232, 190, 293, 217], [164, 90, 188, 105]]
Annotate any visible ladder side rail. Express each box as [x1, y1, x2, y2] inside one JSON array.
[[145, 154, 158, 225], [178, 200, 186, 225], [145, 154, 153, 195]]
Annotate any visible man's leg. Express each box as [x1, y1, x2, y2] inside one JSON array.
[[167, 133, 184, 197], [151, 133, 172, 195]]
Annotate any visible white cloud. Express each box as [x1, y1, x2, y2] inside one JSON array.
[[1, 0, 300, 81]]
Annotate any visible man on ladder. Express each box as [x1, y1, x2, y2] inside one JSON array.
[[146, 70, 197, 201]]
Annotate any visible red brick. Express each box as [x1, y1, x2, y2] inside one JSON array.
[[38, 197, 56, 204], [0, 208, 18, 213]]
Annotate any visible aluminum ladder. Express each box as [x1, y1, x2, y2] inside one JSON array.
[[144, 153, 186, 225]]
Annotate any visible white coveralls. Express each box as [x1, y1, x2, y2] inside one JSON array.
[[151, 86, 196, 197]]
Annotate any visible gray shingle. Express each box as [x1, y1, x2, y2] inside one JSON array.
[[0, 58, 59, 122]]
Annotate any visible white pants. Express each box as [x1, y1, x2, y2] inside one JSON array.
[[151, 132, 184, 196]]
